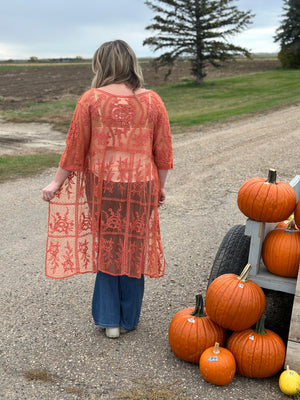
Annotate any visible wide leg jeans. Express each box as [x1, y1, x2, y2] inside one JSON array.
[[92, 271, 144, 331]]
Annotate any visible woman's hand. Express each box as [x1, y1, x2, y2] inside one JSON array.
[[158, 188, 166, 207], [41, 167, 71, 202], [41, 181, 60, 202]]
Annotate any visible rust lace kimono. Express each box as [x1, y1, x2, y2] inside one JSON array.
[[45, 89, 173, 279]]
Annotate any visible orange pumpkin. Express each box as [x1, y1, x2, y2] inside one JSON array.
[[205, 264, 265, 331], [237, 169, 296, 222], [227, 314, 286, 378], [262, 220, 300, 278], [294, 200, 300, 229], [168, 294, 226, 363], [199, 342, 236, 386]]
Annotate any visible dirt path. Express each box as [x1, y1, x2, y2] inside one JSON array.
[[0, 104, 299, 399]]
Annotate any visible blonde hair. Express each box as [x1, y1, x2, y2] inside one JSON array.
[[91, 40, 144, 90]]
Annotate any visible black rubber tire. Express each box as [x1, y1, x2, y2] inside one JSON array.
[[206, 224, 294, 343], [206, 225, 250, 290]]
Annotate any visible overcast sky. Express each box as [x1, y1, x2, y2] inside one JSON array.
[[0, 0, 284, 60]]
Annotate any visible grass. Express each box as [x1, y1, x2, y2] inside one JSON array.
[[23, 368, 54, 382], [154, 69, 300, 127], [116, 377, 189, 400], [0, 153, 61, 183], [1, 95, 77, 132]]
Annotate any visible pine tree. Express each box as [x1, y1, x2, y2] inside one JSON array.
[[143, 0, 254, 84], [274, 0, 300, 68]]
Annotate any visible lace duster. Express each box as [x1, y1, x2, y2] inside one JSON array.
[[45, 89, 173, 279]]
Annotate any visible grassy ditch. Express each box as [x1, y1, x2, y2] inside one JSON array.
[[0, 153, 61, 183]]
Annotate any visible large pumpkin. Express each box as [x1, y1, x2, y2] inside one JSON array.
[[227, 315, 286, 378], [199, 342, 236, 386], [294, 200, 300, 229], [205, 264, 265, 331], [237, 169, 296, 222], [168, 294, 226, 364], [262, 220, 300, 278]]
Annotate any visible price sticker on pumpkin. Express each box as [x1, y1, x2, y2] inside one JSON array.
[[249, 335, 254, 340], [238, 283, 244, 288], [208, 356, 218, 362], [188, 318, 195, 323]]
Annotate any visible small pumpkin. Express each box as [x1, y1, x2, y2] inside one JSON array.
[[237, 169, 297, 222], [262, 219, 300, 278], [295, 199, 300, 229], [279, 365, 300, 396], [275, 215, 295, 229], [227, 314, 286, 378], [199, 342, 236, 386], [205, 264, 265, 331], [168, 294, 226, 364]]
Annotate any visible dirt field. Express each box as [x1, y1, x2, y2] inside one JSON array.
[[0, 58, 280, 111]]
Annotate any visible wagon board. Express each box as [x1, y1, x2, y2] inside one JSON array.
[[245, 175, 300, 370], [285, 268, 300, 369]]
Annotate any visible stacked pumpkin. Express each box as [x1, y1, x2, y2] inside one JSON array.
[[168, 264, 286, 386], [237, 169, 300, 278]]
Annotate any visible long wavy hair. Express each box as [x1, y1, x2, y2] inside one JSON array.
[[91, 40, 144, 90]]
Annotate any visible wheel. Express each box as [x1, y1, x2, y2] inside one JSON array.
[[206, 224, 294, 343], [206, 225, 250, 290]]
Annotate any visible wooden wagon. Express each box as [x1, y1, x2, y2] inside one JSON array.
[[207, 175, 300, 370]]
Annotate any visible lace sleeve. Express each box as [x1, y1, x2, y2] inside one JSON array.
[[59, 95, 91, 171], [152, 95, 173, 170]]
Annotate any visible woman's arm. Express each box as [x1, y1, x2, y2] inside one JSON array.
[[41, 167, 71, 202], [158, 169, 168, 207]]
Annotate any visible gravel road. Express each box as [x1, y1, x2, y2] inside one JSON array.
[[1, 104, 299, 399]]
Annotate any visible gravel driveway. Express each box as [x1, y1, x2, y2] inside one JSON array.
[[1, 104, 299, 399]]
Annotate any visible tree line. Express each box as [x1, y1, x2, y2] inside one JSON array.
[[142, 0, 300, 84]]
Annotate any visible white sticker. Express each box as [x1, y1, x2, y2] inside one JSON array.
[[238, 283, 244, 288], [249, 335, 254, 340], [188, 318, 195, 323], [208, 356, 218, 362]]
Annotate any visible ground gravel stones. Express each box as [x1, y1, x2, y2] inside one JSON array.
[[0, 104, 299, 399]]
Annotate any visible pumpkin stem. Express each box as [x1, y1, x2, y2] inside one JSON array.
[[266, 169, 277, 184], [238, 263, 252, 283], [213, 342, 220, 354], [190, 294, 206, 317], [254, 314, 267, 335], [286, 219, 297, 231]]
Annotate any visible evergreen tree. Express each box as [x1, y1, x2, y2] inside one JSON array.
[[143, 0, 254, 84], [274, 0, 300, 68]]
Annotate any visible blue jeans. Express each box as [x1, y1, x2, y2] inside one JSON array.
[[92, 271, 144, 330]]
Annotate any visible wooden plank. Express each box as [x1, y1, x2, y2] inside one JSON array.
[[289, 175, 300, 200], [295, 264, 300, 296], [285, 340, 300, 370], [249, 264, 296, 294], [288, 295, 300, 342]]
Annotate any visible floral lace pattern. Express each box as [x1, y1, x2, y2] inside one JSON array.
[[45, 89, 173, 279]]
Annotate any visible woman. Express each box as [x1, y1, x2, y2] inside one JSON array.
[[42, 40, 173, 338]]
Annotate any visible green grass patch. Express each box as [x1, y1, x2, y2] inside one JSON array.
[[154, 69, 300, 126], [0, 154, 61, 183], [1, 96, 78, 132]]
